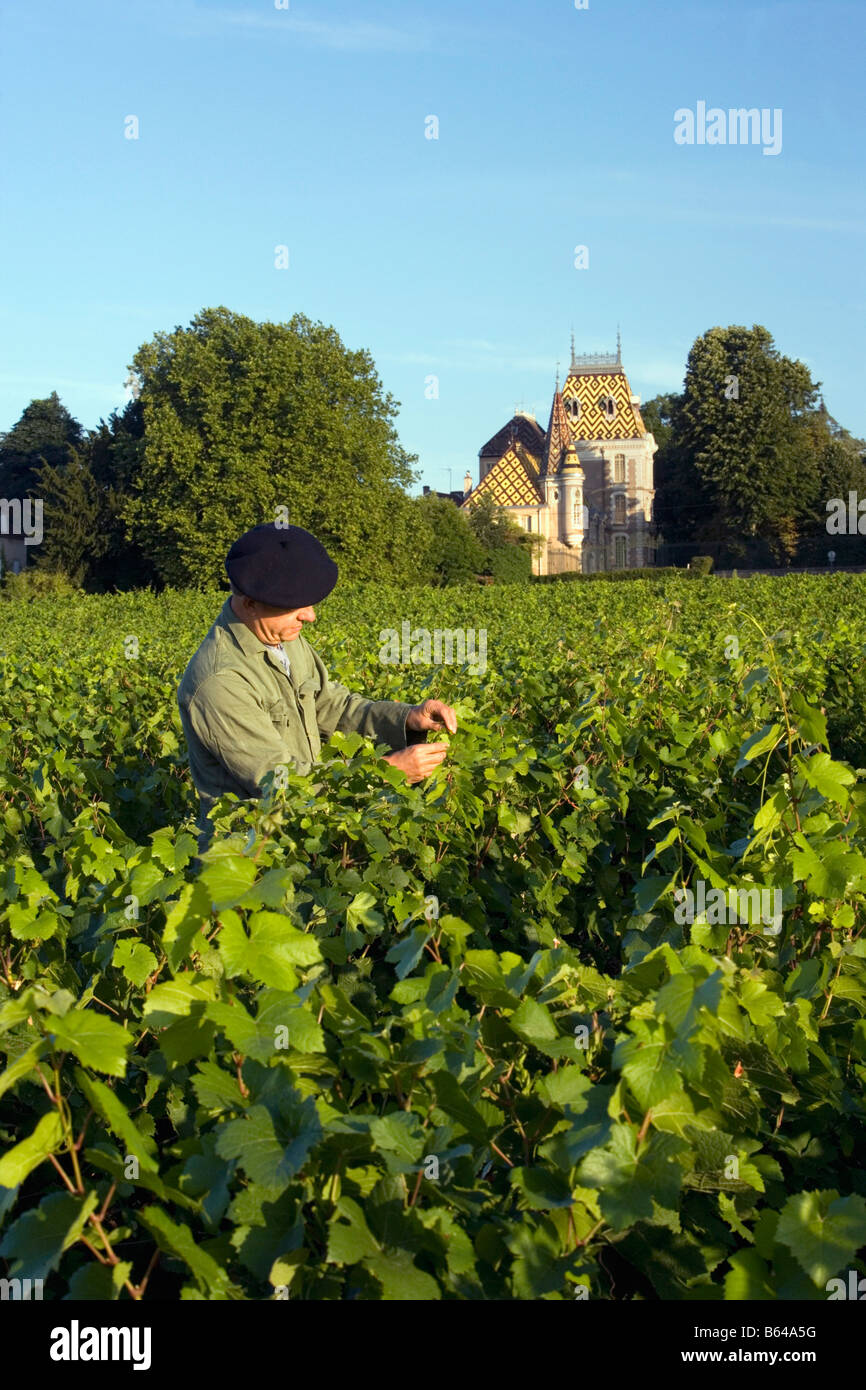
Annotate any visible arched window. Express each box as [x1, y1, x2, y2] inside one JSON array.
[[572, 495, 581, 525], [613, 494, 626, 524], [614, 453, 626, 483], [615, 536, 627, 569]]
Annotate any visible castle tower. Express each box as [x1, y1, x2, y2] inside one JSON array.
[[461, 336, 657, 575], [558, 340, 657, 570]]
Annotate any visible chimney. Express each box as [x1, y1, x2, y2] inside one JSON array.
[[463, 471, 472, 494], [423, 485, 430, 496]]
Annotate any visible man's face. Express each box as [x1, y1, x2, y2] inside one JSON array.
[[257, 601, 315, 642], [234, 593, 315, 643]]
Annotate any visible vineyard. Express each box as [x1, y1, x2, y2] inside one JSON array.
[[1, 573, 866, 1301]]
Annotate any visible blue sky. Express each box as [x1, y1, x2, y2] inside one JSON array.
[[2, 0, 864, 493]]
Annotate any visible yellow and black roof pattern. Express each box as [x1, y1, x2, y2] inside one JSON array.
[[465, 446, 543, 507], [560, 368, 645, 441], [544, 389, 573, 475], [465, 350, 648, 510]]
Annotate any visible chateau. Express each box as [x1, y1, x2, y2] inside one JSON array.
[[461, 341, 657, 574]]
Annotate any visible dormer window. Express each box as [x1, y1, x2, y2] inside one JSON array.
[[599, 395, 617, 421], [565, 396, 581, 422]]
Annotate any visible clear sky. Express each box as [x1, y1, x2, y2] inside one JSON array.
[[2, 0, 864, 494]]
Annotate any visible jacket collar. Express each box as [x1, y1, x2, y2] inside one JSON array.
[[218, 597, 294, 682]]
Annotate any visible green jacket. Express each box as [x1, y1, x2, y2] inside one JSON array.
[[178, 598, 417, 847]]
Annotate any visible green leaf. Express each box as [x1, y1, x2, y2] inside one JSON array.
[[46, 1010, 131, 1077], [139, 1205, 235, 1297], [431, 1070, 490, 1142], [65, 1259, 133, 1300], [0, 1190, 99, 1282], [577, 1125, 688, 1232], [199, 854, 260, 910], [327, 1196, 380, 1264], [0, 1110, 65, 1188], [509, 997, 558, 1045], [368, 1112, 425, 1166], [775, 1190, 866, 1288], [215, 1095, 321, 1195], [142, 976, 215, 1026], [797, 752, 855, 806], [511, 1166, 574, 1209], [615, 1032, 680, 1109], [735, 723, 782, 772], [385, 924, 432, 980], [0, 1039, 49, 1099], [113, 938, 158, 987], [363, 1249, 441, 1300], [535, 1067, 593, 1110], [74, 1069, 159, 1173], [634, 875, 676, 914], [162, 881, 212, 969]]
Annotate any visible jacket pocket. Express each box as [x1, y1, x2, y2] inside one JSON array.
[[266, 699, 293, 729]]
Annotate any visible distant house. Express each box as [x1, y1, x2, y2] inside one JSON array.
[[0, 498, 42, 574], [421, 485, 467, 505], [462, 341, 658, 574]]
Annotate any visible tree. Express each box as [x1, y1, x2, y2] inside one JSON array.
[[0, 392, 83, 500], [465, 491, 535, 580], [83, 399, 151, 590], [31, 449, 108, 586], [640, 393, 678, 454], [123, 307, 426, 588], [654, 326, 836, 566], [414, 494, 485, 585]]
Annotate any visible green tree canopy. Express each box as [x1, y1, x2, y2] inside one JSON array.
[[414, 493, 485, 585], [123, 307, 427, 588], [0, 392, 83, 499], [653, 325, 866, 566]]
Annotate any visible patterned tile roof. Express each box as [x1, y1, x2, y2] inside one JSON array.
[[479, 414, 546, 460], [544, 389, 572, 475], [561, 369, 645, 440], [462, 446, 543, 508]]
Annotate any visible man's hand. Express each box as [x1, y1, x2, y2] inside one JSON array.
[[382, 743, 449, 784], [405, 698, 458, 736], [382, 700, 458, 783]]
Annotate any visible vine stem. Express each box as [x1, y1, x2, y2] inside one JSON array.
[[821, 956, 844, 1020], [408, 1166, 424, 1208], [738, 608, 802, 834], [48, 1152, 77, 1194]]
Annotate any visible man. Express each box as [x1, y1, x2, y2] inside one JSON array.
[[178, 522, 456, 850]]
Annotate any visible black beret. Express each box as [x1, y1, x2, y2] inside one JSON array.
[[225, 524, 339, 609]]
